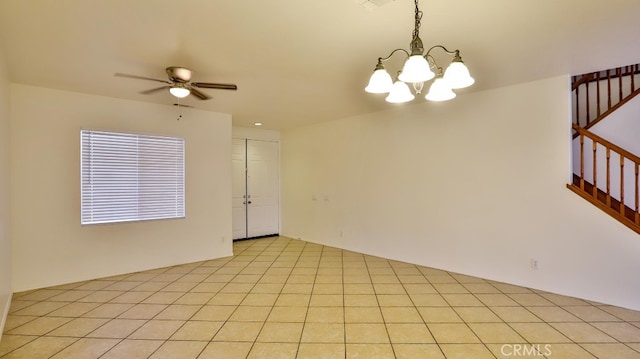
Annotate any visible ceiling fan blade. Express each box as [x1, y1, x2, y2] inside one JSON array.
[[173, 103, 194, 108], [191, 82, 238, 90], [115, 73, 171, 84], [189, 87, 211, 100], [140, 86, 170, 95]]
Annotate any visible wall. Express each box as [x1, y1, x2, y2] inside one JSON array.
[[10, 85, 233, 291], [281, 75, 640, 311], [0, 44, 12, 338], [232, 126, 280, 141]]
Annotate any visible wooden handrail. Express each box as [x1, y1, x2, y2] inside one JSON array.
[[583, 87, 640, 131], [571, 73, 594, 91], [572, 124, 640, 165], [572, 63, 640, 133], [571, 64, 640, 90], [570, 125, 640, 232]]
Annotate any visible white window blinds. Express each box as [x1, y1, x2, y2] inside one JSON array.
[[81, 130, 185, 225]]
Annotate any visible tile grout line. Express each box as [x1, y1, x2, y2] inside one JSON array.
[[391, 261, 446, 359], [362, 254, 398, 357], [248, 237, 307, 358]]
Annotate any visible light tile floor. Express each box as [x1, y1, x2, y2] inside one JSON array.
[[1, 236, 640, 358]]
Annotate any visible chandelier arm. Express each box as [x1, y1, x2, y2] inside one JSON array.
[[425, 45, 459, 57], [425, 54, 441, 73], [378, 48, 411, 63]]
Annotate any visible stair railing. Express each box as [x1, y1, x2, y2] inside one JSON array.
[[569, 124, 640, 233], [572, 64, 640, 131]]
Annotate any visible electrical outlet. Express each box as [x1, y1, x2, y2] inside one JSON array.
[[530, 259, 539, 270]]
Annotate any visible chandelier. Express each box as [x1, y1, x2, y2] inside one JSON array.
[[365, 0, 474, 103]]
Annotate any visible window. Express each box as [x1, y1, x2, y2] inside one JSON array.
[[81, 130, 185, 225]]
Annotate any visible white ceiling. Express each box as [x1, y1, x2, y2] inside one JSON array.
[[1, 0, 639, 130]]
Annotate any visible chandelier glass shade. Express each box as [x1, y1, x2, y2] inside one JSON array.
[[425, 76, 456, 101], [443, 58, 475, 89], [398, 55, 434, 83], [365, 67, 394, 94], [365, 0, 474, 103], [386, 80, 416, 103]]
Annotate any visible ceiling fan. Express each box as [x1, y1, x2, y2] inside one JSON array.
[[115, 66, 237, 100]]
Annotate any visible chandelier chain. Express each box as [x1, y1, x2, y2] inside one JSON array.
[[412, 0, 422, 40]]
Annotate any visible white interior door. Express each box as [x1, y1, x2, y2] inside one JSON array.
[[231, 139, 279, 240], [247, 140, 279, 238]]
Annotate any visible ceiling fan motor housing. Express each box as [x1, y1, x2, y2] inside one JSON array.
[[166, 67, 192, 83]]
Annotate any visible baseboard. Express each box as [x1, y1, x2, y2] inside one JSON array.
[[232, 234, 279, 242], [0, 292, 13, 342]]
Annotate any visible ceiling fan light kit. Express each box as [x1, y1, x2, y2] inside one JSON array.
[[169, 84, 190, 98], [365, 0, 474, 103]]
